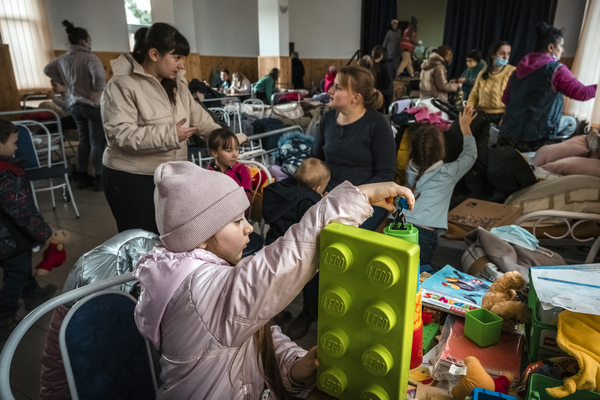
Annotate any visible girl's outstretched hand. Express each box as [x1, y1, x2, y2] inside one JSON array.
[[459, 105, 477, 136], [291, 346, 319, 385], [357, 182, 415, 212]]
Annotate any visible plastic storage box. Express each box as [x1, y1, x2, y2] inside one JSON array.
[[526, 374, 600, 400], [317, 223, 419, 400], [472, 387, 517, 399], [526, 271, 567, 362], [465, 308, 503, 347]]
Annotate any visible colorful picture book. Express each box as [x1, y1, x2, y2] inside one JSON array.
[[421, 265, 492, 316]]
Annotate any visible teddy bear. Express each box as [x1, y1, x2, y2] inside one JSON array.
[[33, 230, 69, 276], [451, 356, 511, 400], [481, 271, 531, 331]]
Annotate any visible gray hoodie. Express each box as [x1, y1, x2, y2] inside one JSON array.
[[404, 135, 476, 233]]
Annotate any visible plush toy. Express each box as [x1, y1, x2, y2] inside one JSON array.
[[451, 356, 510, 400], [34, 230, 69, 276], [481, 271, 531, 331]]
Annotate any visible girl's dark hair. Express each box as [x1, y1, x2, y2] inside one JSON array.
[[534, 22, 563, 53], [268, 68, 279, 81], [0, 119, 16, 144], [370, 45, 386, 85], [132, 23, 190, 105], [62, 20, 88, 45], [336, 65, 383, 110], [466, 49, 482, 63], [208, 128, 238, 153], [482, 40, 510, 80], [409, 124, 446, 197]]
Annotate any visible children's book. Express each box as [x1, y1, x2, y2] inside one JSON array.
[[421, 265, 492, 316]]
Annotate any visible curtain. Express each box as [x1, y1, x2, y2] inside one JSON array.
[[361, 0, 397, 58], [564, 0, 600, 127], [0, 0, 54, 90], [442, 0, 550, 79]]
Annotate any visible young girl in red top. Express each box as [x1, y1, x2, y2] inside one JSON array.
[[207, 128, 253, 203]]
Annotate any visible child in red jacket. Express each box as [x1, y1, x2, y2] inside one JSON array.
[[0, 119, 56, 339], [206, 128, 253, 204]]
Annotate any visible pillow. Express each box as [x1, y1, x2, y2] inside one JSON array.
[[532, 135, 589, 166], [542, 156, 600, 178]]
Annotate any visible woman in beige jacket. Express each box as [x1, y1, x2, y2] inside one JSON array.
[[419, 45, 461, 102], [101, 23, 228, 233]]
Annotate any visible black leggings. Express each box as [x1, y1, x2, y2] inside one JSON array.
[[102, 167, 159, 234]]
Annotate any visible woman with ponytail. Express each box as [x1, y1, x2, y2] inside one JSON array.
[[100, 23, 241, 234], [403, 105, 477, 266], [44, 20, 106, 191], [500, 23, 597, 151], [467, 41, 515, 125], [312, 66, 396, 230]]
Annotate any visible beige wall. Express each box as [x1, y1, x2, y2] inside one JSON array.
[[396, 0, 448, 49]]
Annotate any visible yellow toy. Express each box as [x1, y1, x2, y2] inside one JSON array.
[[481, 271, 531, 331]]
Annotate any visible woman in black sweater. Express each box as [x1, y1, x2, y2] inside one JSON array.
[[313, 65, 396, 230]]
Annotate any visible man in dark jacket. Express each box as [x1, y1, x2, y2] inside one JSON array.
[[262, 158, 329, 340], [0, 120, 56, 339], [291, 52, 305, 89]]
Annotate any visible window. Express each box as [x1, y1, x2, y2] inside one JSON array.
[[124, 0, 152, 51], [0, 0, 54, 90]]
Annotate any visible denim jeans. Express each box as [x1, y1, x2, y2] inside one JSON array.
[[0, 250, 37, 320], [71, 103, 106, 176], [415, 225, 438, 267]]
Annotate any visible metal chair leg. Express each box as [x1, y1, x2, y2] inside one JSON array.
[[29, 181, 39, 210], [50, 179, 56, 210], [64, 174, 80, 218]]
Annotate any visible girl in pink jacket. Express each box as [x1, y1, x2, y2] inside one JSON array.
[[133, 161, 413, 399]]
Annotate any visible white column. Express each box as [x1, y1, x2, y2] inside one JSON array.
[[258, 0, 289, 57]]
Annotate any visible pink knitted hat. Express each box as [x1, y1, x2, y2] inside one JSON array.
[[154, 161, 249, 252]]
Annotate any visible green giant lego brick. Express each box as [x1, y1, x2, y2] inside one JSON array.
[[317, 222, 420, 399]]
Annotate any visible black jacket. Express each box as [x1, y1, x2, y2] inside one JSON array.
[[262, 178, 322, 245], [0, 156, 52, 259], [375, 57, 395, 96], [291, 58, 305, 89]]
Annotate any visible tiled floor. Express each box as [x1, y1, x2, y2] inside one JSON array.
[[0, 178, 464, 400]]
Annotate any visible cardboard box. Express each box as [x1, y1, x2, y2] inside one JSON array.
[[448, 199, 521, 232]]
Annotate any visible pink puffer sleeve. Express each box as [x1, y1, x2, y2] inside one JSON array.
[[212, 181, 373, 348]]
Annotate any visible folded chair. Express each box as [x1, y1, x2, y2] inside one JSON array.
[[14, 122, 80, 218]]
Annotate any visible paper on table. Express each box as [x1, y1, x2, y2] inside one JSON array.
[[531, 264, 600, 316]]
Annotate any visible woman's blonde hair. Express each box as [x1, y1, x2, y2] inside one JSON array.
[[336, 66, 383, 109], [232, 72, 247, 82]]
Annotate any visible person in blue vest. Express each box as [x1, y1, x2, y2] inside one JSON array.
[[499, 23, 597, 152]]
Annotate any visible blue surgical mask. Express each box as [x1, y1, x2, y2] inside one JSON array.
[[490, 225, 539, 252], [552, 55, 558, 61], [494, 57, 509, 67]]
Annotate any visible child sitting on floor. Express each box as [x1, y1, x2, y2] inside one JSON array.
[[133, 161, 414, 399], [0, 119, 56, 339], [403, 105, 478, 267], [206, 128, 253, 203]]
